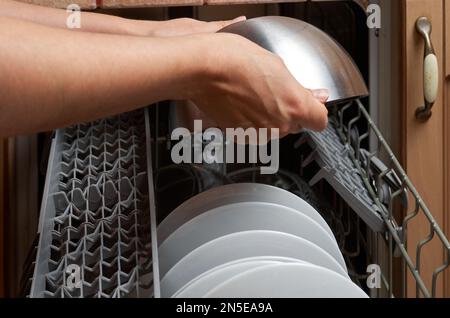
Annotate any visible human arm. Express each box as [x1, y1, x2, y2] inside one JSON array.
[[0, 0, 245, 36], [0, 17, 327, 137]]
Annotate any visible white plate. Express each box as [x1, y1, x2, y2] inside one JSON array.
[[157, 183, 335, 243], [204, 263, 368, 298], [173, 256, 305, 298], [173, 260, 278, 298], [158, 202, 346, 277], [160, 230, 349, 298]]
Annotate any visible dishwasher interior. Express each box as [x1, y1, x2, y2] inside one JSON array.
[[23, 1, 450, 298]]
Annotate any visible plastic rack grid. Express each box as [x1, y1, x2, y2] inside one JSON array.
[[295, 114, 384, 232], [30, 109, 159, 298], [297, 99, 450, 298]]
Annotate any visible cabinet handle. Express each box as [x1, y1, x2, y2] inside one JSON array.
[[415, 17, 439, 121]]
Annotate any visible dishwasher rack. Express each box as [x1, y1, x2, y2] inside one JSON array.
[[29, 100, 450, 298], [30, 109, 158, 298], [313, 99, 450, 298]]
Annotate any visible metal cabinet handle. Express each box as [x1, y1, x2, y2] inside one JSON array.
[[415, 17, 439, 121]]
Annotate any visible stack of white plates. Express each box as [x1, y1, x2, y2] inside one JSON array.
[[157, 183, 368, 298]]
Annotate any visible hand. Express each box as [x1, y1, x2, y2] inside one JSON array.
[[137, 16, 247, 37], [187, 33, 329, 139]]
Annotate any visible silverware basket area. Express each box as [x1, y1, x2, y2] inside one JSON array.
[[29, 99, 450, 298]]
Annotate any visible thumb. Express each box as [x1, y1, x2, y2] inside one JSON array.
[[298, 89, 329, 131], [216, 16, 247, 29], [310, 88, 330, 104], [230, 16, 247, 23]]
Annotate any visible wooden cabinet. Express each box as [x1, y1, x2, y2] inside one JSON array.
[[0, 140, 6, 297], [16, 0, 296, 9], [444, 0, 450, 298], [400, 0, 449, 297]]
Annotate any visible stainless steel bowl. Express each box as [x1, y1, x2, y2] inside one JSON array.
[[220, 16, 368, 104]]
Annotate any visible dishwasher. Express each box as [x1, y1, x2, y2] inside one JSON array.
[[22, 1, 450, 298]]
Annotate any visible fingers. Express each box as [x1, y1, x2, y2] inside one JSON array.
[[296, 88, 329, 131], [212, 16, 247, 31], [228, 16, 247, 26], [231, 16, 247, 23], [310, 89, 330, 104], [159, 16, 247, 36]]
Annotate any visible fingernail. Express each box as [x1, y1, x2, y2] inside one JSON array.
[[311, 89, 330, 103], [233, 16, 247, 22]]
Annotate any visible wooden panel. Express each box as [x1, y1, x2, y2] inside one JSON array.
[[16, 0, 204, 8], [446, 0, 450, 77], [16, 0, 96, 9], [16, 0, 367, 9], [445, 0, 450, 298], [204, 0, 299, 5], [445, 79, 450, 298], [403, 0, 445, 297], [4, 139, 15, 297], [101, 0, 203, 8], [0, 140, 5, 297], [3, 137, 39, 296]]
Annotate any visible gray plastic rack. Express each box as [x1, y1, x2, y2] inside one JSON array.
[[296, 120, 385, 232], [30, 109, 159, 298]]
